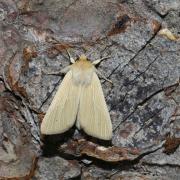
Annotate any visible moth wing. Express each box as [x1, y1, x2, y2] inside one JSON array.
[[41, 71, 81, 134], [77, 73, 112, 140]]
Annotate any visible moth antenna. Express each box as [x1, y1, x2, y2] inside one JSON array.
[[92, 56, 111, 65], [66, 49, 75, 63]]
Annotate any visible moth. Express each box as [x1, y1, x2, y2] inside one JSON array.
[[41, 51, 112, 140]]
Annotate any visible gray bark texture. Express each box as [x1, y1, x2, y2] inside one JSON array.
[[0, 0, 180, 179]]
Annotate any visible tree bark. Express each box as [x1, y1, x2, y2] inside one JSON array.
[[0, 0, 179, 179]]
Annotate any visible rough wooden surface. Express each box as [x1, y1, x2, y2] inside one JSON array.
[[0, 0, 180, 179]]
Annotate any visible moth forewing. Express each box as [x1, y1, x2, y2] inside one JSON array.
[[41, 71, 81, 134], [77, 73, 112, 140]]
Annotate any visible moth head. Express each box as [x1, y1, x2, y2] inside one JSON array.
[[79, 54, 88, 61]]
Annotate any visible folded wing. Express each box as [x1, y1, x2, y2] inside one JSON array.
[[77, 73, 112, 140], [41, 71, 81, 134]]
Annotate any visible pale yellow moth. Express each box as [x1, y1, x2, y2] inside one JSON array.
[[41, 52, 112, 140]]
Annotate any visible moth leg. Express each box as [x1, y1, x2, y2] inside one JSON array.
[[92, 56, 111, 65], [95, 69, 113, 84], [67, 49, 75, 64]]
